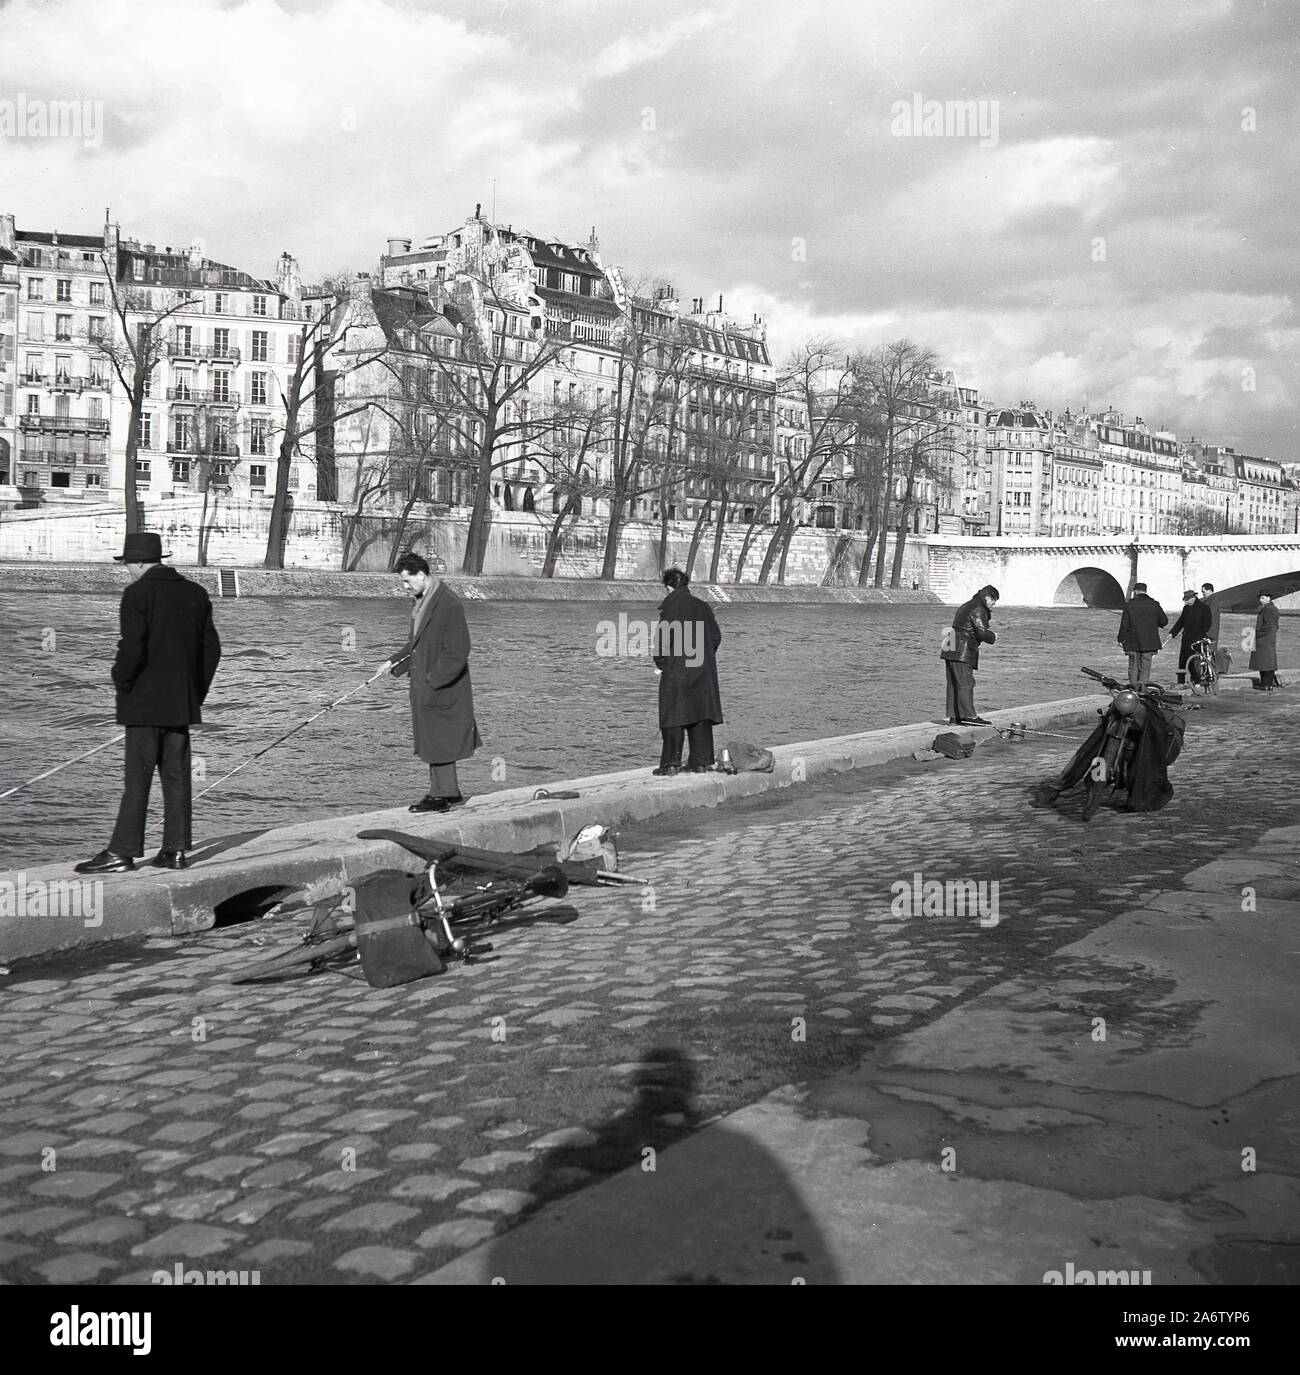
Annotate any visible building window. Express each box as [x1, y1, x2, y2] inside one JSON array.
[[213, 327, 231, 357], [56, 279, 72, 302], [252, 295, 267, 317], [55, 315, 73, 341], [85, 471, 102, 488], [27, 280, 43, 301], [251, 330, 268, 362], [249, 419, 269, 455], [138, 414, 153, 449], [135, 458, 151, 479], [286, 335, 300, 365], [89, 282, 106, 306], [213, 293, 227, 314], [249, 463, 267, 489], [88, 317, 105, 343], [249, 372, 267, 405], [26, 394, 40, 416], [50, 470, 71, 487], [172, 459, 190, 483], [212, 370, 230, 402], [174, 416, 192, 451]]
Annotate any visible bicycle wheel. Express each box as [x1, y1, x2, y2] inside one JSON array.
[[232, 932, 356, 983]]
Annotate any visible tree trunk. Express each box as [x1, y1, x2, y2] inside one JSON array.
[[732, 516, 762, 583], [657, 482, 671, 573], [889, 518, 909, 588], [263, 412, 297, 568], [874, 443, 895, 587], [857, 518, 879, 585], [199, 489, 219, 567], [541, 494, 579, 577], [123, 393, 145, 535], [461, 451, 494, 574], [685, 502, 710, 581], [387, 482, 424, 571], [707, 489, 729, 584], [598, 478, 630, 580], [775, 515, 801, 584], [196, 480, 210, 566], [757, 503, 792, 584]]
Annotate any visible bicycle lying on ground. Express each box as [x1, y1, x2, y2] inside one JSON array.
[[231, 827, 639, 986]]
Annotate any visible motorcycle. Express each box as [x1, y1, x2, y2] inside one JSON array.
[[1035, 668, 1186, 820]]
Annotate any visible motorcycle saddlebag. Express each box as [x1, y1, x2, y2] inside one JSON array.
[[351, 871, 444, 987]]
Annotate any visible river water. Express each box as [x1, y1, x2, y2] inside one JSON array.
[[0, 592, 1257, 869]]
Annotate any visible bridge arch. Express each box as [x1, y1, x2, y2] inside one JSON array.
[[1209, 570, 1300, 612], [1053, 566, 1126, 609]]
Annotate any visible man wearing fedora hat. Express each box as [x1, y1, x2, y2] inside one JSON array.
[[75, 532, 222, 873], [1117, 580, 1168, 687]]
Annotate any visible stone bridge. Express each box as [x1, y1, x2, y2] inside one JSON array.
[[926, 535, 1300, 609]]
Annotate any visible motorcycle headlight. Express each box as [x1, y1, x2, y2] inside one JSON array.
[[1113, 689, 1140, 717]]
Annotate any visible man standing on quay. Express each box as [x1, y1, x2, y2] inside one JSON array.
[[76, 532, 221, 873], [1117, 580, 1168, 686], [385, 551, 480, 812], [1169, 587, 1212, 686], [940, 584, 999, 726]]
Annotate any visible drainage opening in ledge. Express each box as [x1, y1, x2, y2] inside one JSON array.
[[212, 885, 299, 928]]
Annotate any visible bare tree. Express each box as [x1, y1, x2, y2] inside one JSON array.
[[848, 338, 940, 587], [95, 253, 196, 534], [529, 396, 608, 577], [599, 295, 698, 579], [759, 340, 858, 584]]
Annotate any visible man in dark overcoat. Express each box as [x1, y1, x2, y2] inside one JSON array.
[[1250, 591, 1280, 690], [75, 532, 221, 873], [940, 584, 998, 725], [1117, 581, 1168, 686], [652, 568, 722, 775], [386, 551, 480, 811], [1169, 588, 1212, 685]]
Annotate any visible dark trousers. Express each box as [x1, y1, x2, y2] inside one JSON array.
[[427, 762, 459, 796], [661, 722, 714, 768], [1176, 638, 1193, 684], [108, 726, 192, 857], [944, 661, 975, 721]]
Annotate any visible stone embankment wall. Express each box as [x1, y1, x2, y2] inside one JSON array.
[[0, 496, 928, 589], [0, 563, 939, 603]]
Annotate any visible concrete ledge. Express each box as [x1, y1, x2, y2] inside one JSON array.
[[0, 694, 1105, 964]]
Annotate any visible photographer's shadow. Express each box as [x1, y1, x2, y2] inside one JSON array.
[[450, 1045, 841, 1285]]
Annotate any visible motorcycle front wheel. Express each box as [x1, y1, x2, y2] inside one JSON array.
[[1081, 775, 1104, 820]]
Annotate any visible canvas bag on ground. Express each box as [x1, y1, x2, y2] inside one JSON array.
[[350, 870, 444, 987]]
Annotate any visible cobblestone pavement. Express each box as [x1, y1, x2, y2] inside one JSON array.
[[0, 688, 1293, 1284]]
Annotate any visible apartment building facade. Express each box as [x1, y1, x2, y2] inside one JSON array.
[[0, 226, 17, 490], [107, 232, 310, 503]]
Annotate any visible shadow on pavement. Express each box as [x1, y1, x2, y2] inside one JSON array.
[[474, 1045, 840, 1285]]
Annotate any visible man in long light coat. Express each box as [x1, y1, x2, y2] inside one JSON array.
[[385, 552, 480, 812]]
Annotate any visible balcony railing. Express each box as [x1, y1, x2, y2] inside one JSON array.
[[17, 451, 106, 467], [164, 339, 242, 363], [166, 388, 240, 407], [165, 440, 240, 459], [20, 414, 110, 433]]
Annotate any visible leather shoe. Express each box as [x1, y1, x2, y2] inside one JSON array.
[[74, 849, 134, 874], [960, 717, 992, 726], [150, 850, 188, 870], [684, 762, 713, 773], [409, 795, 450, 813], [438, 795, 467, 808], [651, 765, 680, 777]]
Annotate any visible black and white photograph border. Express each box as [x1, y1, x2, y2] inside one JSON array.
[[0, 0, 1296, 1337]]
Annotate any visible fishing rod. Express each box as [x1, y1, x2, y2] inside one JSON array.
[[0, 732, 127, 801], [195, 659, 403, 802]]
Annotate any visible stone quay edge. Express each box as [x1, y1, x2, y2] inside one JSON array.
[[1, 694, 1107, 964], [0, 562, 941, 604]]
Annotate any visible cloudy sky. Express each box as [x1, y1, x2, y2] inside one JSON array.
[[2, 0, 1296, 457]]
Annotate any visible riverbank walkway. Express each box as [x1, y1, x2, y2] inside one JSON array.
[[0, 684, 1295, 1291]]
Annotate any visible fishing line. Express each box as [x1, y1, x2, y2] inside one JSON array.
[[0, 732, 127, 801], [195, 659, 402, 802]]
